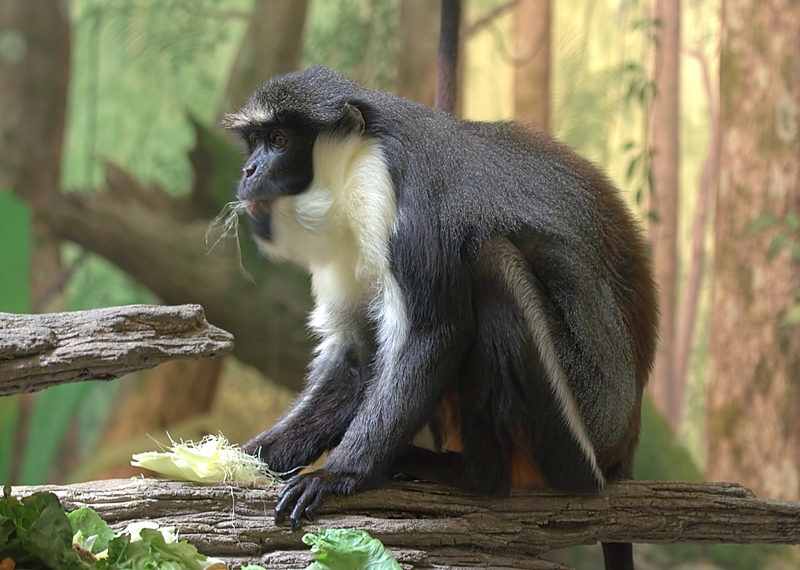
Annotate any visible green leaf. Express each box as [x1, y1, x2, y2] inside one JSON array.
[[748, 211, 779, 233], [0, 397, 20, 483], [790, 241, 800, 264], [781, 305, 800, 328], [302, 529, 401, 570], [0, 190, 32, 313], [119, 528, 205, 570], [625, 151, 642, 183], [767, 234, 789, 260], [0, 516, 14, 550], [106, 533, 130, 563], [0, 491, 84, 570], [785, 212, 800, 233], [20, 502, 84, 570], [68, 507, 115, 554]]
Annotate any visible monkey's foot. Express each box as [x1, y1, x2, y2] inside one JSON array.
[[275, 469, 360, 530]]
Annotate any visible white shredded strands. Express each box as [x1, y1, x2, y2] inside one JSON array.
[[205, 201, 254, 282], [131, 433, 277, 485]]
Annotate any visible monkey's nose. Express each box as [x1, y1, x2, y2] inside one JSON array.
[[244, 165, 257, 178]]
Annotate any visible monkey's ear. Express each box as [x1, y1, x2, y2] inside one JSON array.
[[331, 102, 366, 136]]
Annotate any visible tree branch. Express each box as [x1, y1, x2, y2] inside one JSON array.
[[464, 0, 521, 38], [0, 304, 233, 396], [11, 479, 800, 569]]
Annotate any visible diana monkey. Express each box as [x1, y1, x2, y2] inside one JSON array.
[[224, 66, 658, 570]]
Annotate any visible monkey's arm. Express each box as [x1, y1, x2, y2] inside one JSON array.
[[243, 340, 369, 475], [275, 255, 471, 527]]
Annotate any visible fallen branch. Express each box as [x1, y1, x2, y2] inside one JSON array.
[[11, 479, 800, 569], [0, 304, 233, 396]]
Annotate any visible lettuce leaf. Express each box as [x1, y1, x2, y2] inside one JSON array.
[[302, 529, 401, 570], [115, 527, 206, 570], [68, 507, 115, 554], [0, 485, 84, 570]]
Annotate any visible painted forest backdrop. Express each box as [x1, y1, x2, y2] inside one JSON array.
[[1, 0, 798, 567]]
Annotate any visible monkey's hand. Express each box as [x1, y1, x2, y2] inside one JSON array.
[[242, 431, 309, 478], [274, 469, 361, 530]]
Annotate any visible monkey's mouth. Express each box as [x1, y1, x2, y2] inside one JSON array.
[[239, 198, 272, 239]]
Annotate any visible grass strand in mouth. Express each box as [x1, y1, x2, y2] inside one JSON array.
[[205, 201, 254, 282]]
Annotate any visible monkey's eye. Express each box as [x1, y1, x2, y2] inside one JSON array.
[[269, 130, 288, 149], [248, 132, 261, 148]]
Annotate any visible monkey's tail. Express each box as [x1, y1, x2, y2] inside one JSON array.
[[602, 542, 634, 570]]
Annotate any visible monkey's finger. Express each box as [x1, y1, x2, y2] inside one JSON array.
[[289, 484, 322, 529], [275, 480, 306, 525]]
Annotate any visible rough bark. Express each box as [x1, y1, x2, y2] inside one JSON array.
[[513, 0, 551, 131], [397, 0, 440, 107], [222, 0, 309, 110], [0, 304, 233, 396], [10, 479, 800, 569], [647, 0, 682, 432], [0, 0, 70, 313], [707, 0, 800, 500]]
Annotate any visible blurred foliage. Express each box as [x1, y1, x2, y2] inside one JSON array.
[[52, 0, 249, 483], [303, 0, 399, 91], [0, 190, 31, 483], [61, 244, 158, 473], [62, 0, 249, 194], [0, 191, 32, 314], [635, 398, 703, 481], [552, 0, 656, 213], [748, 211, 800, 327]]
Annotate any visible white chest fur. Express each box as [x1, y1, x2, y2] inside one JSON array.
[[255, 135, 403, 340]]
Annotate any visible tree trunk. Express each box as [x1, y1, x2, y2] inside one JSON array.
[[0, 0, 70, 312], [673, 48, 719, 411], [222, 0, 309, 110], [436, 0, 461, 115], [513, 0, 550, 131], [397, 0, 439, 107], [0, 0, 71, 484], [707, 0, 800, 500], [647, 0, 682, 432]]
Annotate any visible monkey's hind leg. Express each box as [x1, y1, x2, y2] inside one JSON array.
[[469, 236, 607, 493]]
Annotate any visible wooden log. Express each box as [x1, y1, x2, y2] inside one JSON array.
[[11, 478, 800, 569], [0, 304, 234, 396]]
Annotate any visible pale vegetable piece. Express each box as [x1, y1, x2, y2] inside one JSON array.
[[131, 433, 275, 484], [123, 520, 177, 543]]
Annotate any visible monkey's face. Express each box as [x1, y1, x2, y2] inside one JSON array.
[[229, 120, 317, 239], [224, 67, 368, 242]]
